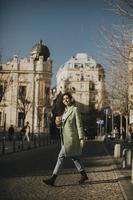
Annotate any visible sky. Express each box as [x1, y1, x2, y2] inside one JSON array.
[[0, 0, 122, 86]]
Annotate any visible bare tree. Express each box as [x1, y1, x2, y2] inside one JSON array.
[[17, 84, 32, 125], [0, 51, 14, 103], [107, 0, 133, 19], [99, 0, 133, 133]]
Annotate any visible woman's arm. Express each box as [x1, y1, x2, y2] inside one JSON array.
[[75, 107, 85, 140]]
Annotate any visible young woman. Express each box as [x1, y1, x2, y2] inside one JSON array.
[[43, 92, 88, 186]]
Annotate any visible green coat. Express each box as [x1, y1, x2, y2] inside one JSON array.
[[61, 105, 85, 157]]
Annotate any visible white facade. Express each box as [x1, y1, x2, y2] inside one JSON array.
[[56, 53, 106, 113], [0, 41, 52, 133]]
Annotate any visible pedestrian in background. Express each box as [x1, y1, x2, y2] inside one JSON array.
[[127, 124, 132, 142], [121, 127, 126, 141], [130, 124, 133, 141], [113, 126, 119, 140], [43, 92, 88, 186], [22, 121, 31, 149], [8, 124, 15, 141]]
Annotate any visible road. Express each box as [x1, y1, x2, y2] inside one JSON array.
[[0, 140, 129, 200]]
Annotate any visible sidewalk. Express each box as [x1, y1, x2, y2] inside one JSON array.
[[104, 138, 133, 200], [0, 140, 132, 200]]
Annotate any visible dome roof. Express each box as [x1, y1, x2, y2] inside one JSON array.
[[31, 40, 50, 61]]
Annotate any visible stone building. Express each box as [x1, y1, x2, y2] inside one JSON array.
[[56, 53, 106, 136], [0, 40, 52, 134]]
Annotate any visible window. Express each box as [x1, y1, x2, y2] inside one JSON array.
[[74, 63, 83, 68], [0, 112, 2, 126], [44, 113, 48, 127], [71, 87, 76, 92], [89, 93, 95, 102], [18, 112, 25, 127], [131, 95, 133, 99], [18, 86, 26, 99], [80, 83, 84, 90], [89, 82, 95, 90], [81, 74, 84, 81], [129, 70, 133, 82], [0, 85, 3, 101], [45, 87, 50, 95], [132, 71, 133, 82], [85, 63, 90, 67], [69, 73, 73, 79], [99, 75, 102, 81]]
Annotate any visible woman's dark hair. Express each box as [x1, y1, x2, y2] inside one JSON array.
[[52, 92, 75, 117], [62, 92, 75, 104]]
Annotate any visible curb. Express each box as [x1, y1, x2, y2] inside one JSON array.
[[103, 141, 129, 200]]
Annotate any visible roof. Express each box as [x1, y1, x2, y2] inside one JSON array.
[[31, 40, 50, 61]]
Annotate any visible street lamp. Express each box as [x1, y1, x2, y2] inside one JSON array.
[[103, 107, 111, 135]]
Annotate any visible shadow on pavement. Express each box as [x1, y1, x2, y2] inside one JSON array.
[[0, 141, 115, 179]]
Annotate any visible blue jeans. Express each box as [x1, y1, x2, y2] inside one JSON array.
[[53, 145, 84, 175]]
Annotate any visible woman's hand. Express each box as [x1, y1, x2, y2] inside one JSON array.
[[55, 116, 62, 125], [80, 139, 85, 148]]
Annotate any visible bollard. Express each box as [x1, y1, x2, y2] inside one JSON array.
[[2, 136, 6, 154], [131, 159, 133, 184], [34, 135, 37, 148], [122, 148, 132, 169], [114, 143, 121, 158], [21, 139, 24, 150], [39, 134, 41, 146], [43, 135, 45, 146], [46, 135, 49, 145], [13, 137, 16, 152], [18, 141, 21, 150]]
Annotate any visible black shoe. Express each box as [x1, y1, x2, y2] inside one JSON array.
[[43, 175, 57, 186], [79, 171, 88, 184]]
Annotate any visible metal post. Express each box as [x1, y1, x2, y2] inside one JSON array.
[[112, 112, 114, 133], [34, 135, 37, 148], [39, 133, 41, 146], [2, 136, 5, 154], [131, 159, 133, 184], [100, 123, 102, 136], [13, 137, 16, 152], [21, 138, 24, 150], [105, 110, 108, 134], [32, 60, 36, 135], [120, 114, 123, 137], [43, 134, 45, 146], [125, 115, 128, 137]]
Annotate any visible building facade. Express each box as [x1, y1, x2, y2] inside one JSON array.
[[56, 53, 106, 136], [0, 40, 52, 134]]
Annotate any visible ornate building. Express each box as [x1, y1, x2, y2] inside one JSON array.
[[56, 53, 106, 136], [0, 40, 52, 133]]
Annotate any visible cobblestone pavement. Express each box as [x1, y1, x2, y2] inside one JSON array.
[[0, 141, 128, 200]]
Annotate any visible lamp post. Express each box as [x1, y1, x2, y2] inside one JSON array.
[[32, 58, 36, 134], [105, 109, 108, 134], [103, 107, 111, 135], [111, 112, 114, 133]]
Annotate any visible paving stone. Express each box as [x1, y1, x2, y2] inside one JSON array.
[[0, 141, 129, 200]]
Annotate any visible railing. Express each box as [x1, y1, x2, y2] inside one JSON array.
[[0, 133, 59, 156]]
